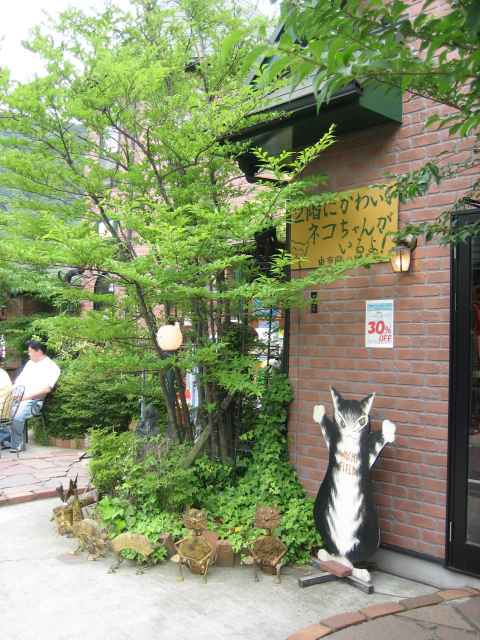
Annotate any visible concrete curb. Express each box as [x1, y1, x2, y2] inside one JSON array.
[[287, 587, 480, 639], [48, 437, 88, 449], [0, 484, 90, 507]]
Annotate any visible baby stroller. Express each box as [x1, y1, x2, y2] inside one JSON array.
[[0, 385, 25, 458]]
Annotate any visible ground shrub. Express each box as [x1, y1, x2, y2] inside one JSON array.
[[89, 429, 198, 510], [89, 372, 322, 565], [92, 434, 196, 567], [200, 372, 322, 564], [97, 496, 181, 564], [88, 429, 135, 496]]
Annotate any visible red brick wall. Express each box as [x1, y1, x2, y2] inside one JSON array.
[[288, 92, 477, 560]]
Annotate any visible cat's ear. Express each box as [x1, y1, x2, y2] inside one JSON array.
[[330, 387, 341, 412], [360, 392, 375, 416]]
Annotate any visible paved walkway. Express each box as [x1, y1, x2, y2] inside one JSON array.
[[2, 445, 479, 639], [0, 498, 439, 640], [0, 443, 90, 505], [288, 590, 480, 639]]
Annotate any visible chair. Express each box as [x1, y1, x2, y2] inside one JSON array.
[[24, 400, 47, 444], [0, 385, 25, 457]]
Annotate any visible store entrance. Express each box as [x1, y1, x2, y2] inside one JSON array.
[[449, 209, 480, 575]]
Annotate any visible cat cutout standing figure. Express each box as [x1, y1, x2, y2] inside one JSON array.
[[313, 388, 395, 583]]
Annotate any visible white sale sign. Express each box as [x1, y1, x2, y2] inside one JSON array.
[[365, 300, 394, 348]]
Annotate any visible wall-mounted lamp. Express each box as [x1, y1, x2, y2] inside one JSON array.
[[156, 322, 183, 352], [390, 235, 417, 273], [310, 291, 318, 313]]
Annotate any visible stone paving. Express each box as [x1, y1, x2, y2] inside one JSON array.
[[288, 589, 480, 639], [0, 443, 90, 505], [2, 444, 480, 640]]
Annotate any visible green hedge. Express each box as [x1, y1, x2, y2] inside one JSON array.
[[42, 356, 164, 439]]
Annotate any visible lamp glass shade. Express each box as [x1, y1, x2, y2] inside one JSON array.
[[156, 323, 183, 351], [391, 245, 411, 273]]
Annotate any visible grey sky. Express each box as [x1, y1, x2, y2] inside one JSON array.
[[1, 0, 278, 82]]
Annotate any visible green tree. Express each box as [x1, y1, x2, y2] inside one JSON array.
[[0, 0, 372, 461], [259, 0, 480, 240]]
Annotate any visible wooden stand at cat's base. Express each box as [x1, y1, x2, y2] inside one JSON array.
[[298, 558, 374, 594]]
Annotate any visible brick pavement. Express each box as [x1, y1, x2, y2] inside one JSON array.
[[0, 443, 90, 506], [288, 589, 480, 640]]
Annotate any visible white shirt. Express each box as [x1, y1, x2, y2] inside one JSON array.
[[15, 356, 61, 399]]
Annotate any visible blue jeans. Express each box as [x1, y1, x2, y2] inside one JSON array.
[[0, 400, 43, 449]]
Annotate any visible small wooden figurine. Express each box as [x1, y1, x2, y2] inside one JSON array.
[[250, 505, 286, 584], [174, 508, 215, 583]]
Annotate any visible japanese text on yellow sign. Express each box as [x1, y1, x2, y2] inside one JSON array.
[[291, 185, 398, 269]]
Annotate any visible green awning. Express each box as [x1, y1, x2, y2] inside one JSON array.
[[230, 78, 402, 182]]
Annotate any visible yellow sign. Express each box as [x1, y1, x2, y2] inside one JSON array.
[[291, 185, 398, 269]]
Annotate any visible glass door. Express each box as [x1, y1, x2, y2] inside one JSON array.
[[449, 211, 480, 574]]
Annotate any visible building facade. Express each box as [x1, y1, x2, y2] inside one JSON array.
[[234, 6, 479, 580], [284, 88, 478, 578]]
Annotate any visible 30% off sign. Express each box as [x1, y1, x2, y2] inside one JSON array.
[[365, 300, 394, 349]]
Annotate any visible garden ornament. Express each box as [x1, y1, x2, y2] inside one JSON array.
[[51, 476, 83, 536], [69, 520, 158, 572], [72, 518, 109, 560], [174, 508, 215, 583], [109, 532, 160, 574], [299, 388, 395, 593], [56, 476, 78, 504], [52, 479, 98, 536], [250, 505, 287, 584], [136, 402, 160, 438]]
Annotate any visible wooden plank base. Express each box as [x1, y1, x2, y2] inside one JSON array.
[[317, 559, 353, 577], [299, 561, 374, 594], [345, 574, 374, 594], [298, 571, 339, 588]]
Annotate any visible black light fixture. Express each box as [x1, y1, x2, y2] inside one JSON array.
[[236, 151, 292, 185], [390, 235, 417, 273], [58, 267, 85, 287]]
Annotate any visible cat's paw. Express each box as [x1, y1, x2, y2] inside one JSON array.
[[352, 567, 372, 583], [382, 419, 396, 443], [313, 404, 325, 424], [317, 548, 332, 562]]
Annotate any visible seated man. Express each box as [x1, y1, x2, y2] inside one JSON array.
[[5, 340, 60, 452]]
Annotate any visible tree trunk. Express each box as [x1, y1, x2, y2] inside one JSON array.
[[218, 408, 230, 463], [174, 367, 193, 442], [182, 422, 212, 468]]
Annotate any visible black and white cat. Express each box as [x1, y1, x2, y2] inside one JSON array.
[[313, 387, 395, 581]]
